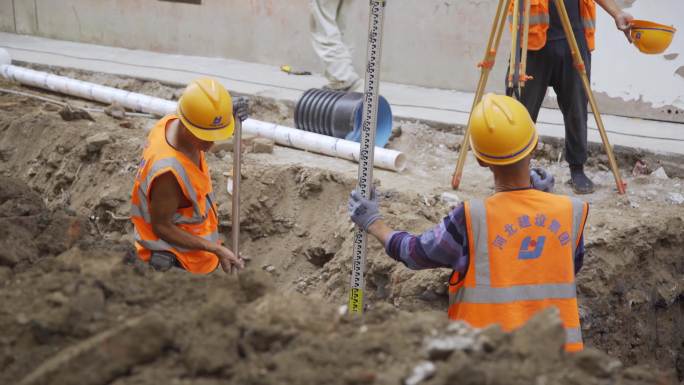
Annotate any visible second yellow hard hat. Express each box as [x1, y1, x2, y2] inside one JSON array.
[[177, 77, 235, 142], [630, 19, 676, 55], [469, 93, 538, 166]]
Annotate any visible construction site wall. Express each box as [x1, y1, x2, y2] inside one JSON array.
[[0, 0, 682, 121]]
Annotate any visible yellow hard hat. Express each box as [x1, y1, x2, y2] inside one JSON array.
[[177, 77, 235, 142], [630, 20, 676, 55], [469, 93, 538, 166]]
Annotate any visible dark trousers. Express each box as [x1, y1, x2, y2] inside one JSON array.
[[511, 35, 591, 166], [149, 251, 185, 271]]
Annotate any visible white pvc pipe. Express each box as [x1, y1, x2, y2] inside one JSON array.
[[0, 64, 176, 116], [242, 119, 406, 172], [0, 56, 406, 172]]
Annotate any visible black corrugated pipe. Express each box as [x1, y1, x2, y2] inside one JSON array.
[[294, 88, 393, 147]]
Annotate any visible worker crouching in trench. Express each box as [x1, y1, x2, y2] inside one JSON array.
[[130, 78, 247, 275], [349, 94, 588, 352]]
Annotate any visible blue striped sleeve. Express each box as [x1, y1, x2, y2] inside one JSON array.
[[384, 203, 469, 273]]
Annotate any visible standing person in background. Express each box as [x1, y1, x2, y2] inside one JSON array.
[[310, 0, 362, 91], [510, 0, 633, 194]]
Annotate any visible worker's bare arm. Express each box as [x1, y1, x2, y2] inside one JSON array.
[[595, 0, 633, 41], [367, 220, 394, 247], [149, 172, 217, 252]]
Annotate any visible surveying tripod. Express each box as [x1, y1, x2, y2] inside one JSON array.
[[450, 0, 627, 195]]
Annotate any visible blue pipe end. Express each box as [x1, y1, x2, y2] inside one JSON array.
[[345, 96, 393, 147]]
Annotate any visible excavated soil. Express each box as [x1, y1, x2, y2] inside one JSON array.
[[0, 67, 683, 384]]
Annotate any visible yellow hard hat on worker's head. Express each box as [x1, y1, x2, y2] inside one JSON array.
[[630, 20, 676, 55], [469, 93, 538, 166], [177, 77, 235, 142]]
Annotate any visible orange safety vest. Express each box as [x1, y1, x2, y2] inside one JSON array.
[[448, 189, 588, 352], [509, 0, 597, 51], [130, 115, 220, 274]]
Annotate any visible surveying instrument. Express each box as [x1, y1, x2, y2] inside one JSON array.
[[450, 0, 627, 195]]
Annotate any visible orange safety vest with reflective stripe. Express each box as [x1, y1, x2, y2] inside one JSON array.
[[130, 115, 220, 274], [448, 189, 588, 352], [509, 0, 597, 51]]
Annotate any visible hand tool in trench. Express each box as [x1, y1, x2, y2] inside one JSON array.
[[231, 114, 243, 266], [280, 65, 312, 76], [348, 0, 387, 316]]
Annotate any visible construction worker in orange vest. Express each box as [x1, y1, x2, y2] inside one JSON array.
[[349, 94, 588, 352], [130, 78, 248, 274], [508, 0, 633, 194]]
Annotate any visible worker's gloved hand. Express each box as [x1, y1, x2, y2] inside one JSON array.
[[348, 189, 382, 231], [530, 168, 555, 192], [232, 96, 249, 123]]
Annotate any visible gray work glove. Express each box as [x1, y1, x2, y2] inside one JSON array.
[[531, 167, 555, 192], [348, 189, 383, 231], [232, 96, 249, 123]]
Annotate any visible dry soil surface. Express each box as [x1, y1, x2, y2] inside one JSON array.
[[0, 67, 682, 385]]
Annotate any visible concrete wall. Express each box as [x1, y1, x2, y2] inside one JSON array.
[[1, 0, 682, 121]]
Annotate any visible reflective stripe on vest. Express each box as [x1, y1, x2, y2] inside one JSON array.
[[508, 0, 597, 51], [132, 156, 212, 225], [451, 282, 577, 305], [566, 326, 582, 344], [507, 13, 550, 26], [470, 199, 491, 286], [135, 229, 219, 254], [570, 197, 585, 259], [140, 157, 207, 221]]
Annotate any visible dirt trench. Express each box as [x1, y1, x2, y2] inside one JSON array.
[[0, 70, 683, 384]]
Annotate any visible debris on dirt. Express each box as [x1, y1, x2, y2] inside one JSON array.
[[251, 137, 275, 154], [666, 192, 684, 205], [631, 159, 651, 176], [104, 102, 126, 120], [211, 134, 259, 154], [404, 361, 436, 385], [439, 192, 460, 207], [390, 124, 403, 141], [59, 103, 94, 121], [85, 132, 112, 154], [652, 166, 669, 179]]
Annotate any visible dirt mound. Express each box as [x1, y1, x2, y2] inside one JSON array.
[[0, 176, 89, 269], [579, 217, 684, 376], [0, 205, 672, 384]]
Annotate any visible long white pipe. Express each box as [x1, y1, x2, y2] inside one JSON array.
[[242, 120, 406, 172], [0, 56, 406, 172]]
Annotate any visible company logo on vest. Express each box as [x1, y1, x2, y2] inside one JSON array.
[[518, 236, 546, 260]]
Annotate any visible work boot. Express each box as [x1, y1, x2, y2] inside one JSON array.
[[323, 78, 363, 92], [569, 165, 595, 194]]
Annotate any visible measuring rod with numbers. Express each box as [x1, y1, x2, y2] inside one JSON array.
[[348, 0, 387, 316]]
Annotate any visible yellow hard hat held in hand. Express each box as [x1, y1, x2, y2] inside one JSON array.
[[469, 93, 538, 166], [630, 20, 676, 55], [177, 77, 235, 142]]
